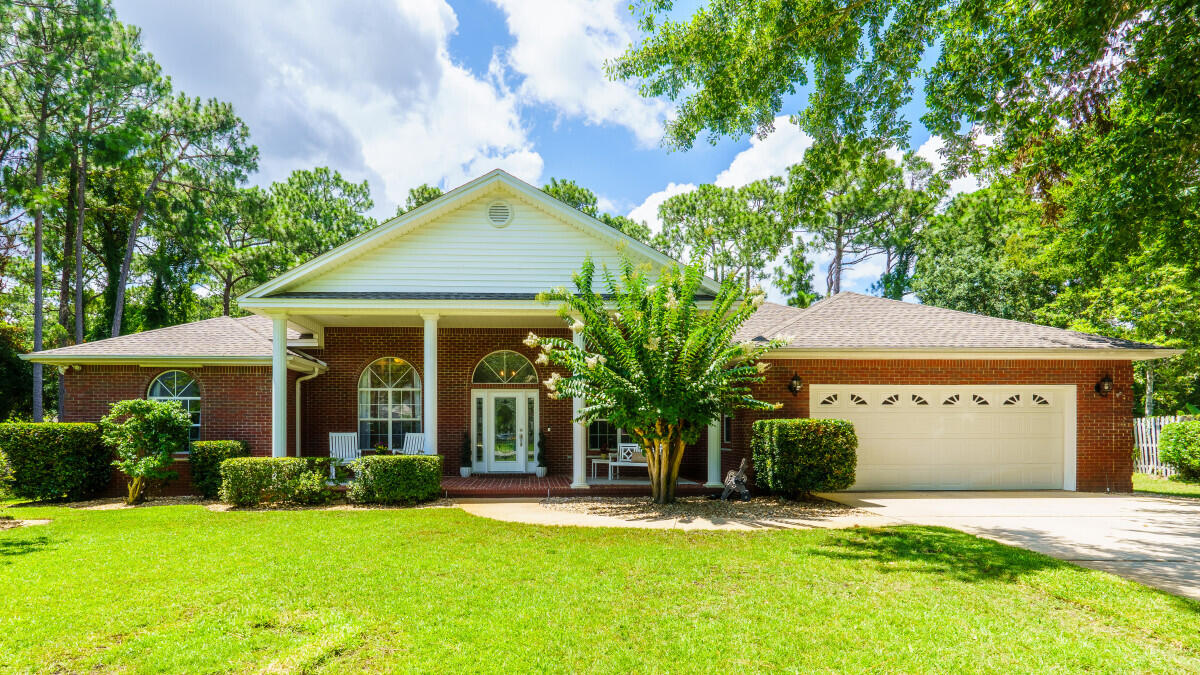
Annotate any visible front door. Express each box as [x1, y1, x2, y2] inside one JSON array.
[[473, 390, 538, 473]]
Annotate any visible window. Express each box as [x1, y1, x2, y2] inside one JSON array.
[[472, 350, 537, 384], [588, 420, 619, 452], [588, 420, 632, 453], [358, 358, 422, 450], [721, 414, 733, 445], [148, 371, 201, 442]]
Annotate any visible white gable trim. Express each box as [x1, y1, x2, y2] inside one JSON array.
[[239, 170, 717, 302]]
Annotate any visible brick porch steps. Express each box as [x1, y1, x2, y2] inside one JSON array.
[[441, 474, 715, 498]]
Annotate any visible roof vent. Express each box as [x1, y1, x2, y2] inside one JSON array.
[[487, 200, 512, 227]]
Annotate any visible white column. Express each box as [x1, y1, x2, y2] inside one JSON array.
[[421, 314, 438, 456], [705, 421, 723, 487], [570, 331, 589, 488], [271, 315, 288, 458]]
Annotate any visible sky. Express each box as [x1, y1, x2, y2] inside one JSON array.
[[111, 0, 973, 298]]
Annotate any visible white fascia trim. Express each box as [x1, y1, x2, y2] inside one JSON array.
[[20, 354, 327, 373], [762, 348, 1185, 361], [238, 169, 719, 301], [239, 298, 716, 315]]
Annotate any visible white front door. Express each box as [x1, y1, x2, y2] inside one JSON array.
[[809, 385, 1075, 491], [473, 390, 539, 473]]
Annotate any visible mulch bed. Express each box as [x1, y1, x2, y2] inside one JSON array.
[[540, 495, 864, 525]]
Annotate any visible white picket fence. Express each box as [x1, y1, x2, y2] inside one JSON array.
[[1134, 416, 1195, 476]]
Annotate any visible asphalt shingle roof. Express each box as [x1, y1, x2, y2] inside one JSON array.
[[29, 316, 317, 361], [29, 292, 1169, 361], [738, 293, 1169, 351]]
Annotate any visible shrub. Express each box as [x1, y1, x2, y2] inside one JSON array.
[[219, 457, 332, 506], [0, 423, 109, 501], [102, 399, 189, 505], [751, 418, 857, 497], [190, 441, 250, 499], [1160, 421, 1200, 480], [347, 455, 442, 505]]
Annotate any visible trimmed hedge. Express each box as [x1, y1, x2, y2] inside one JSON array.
[[1160, 421, 1200, 480], [190, 441, 250, 499], [218, 457, 332, 506], [751, 418, 857, 497], [347, 455, 442, 505], [0, 423, 110, 501]]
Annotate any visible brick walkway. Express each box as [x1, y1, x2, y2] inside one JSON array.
[[441, 474, 713, 498]]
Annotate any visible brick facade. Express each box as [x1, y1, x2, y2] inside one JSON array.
[[60, 348, 1136, 495], [738, 358, 1136, 492], [61, 364, 279, 497]]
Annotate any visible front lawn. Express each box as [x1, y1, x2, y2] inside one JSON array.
[[1134, 472, 1200, 498], [2, 503, 1199, 673]]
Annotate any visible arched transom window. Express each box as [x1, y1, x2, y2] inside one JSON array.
[[472, 350, 536, 384], [358, 358, 422, 450], [148, 370, 201, 441]]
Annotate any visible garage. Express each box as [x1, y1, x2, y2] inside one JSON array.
[[809, 385, 1076, 491]]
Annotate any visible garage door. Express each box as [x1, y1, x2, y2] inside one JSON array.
[[809, 385, 1074, 491]]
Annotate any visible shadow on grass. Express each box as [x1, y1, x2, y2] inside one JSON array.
[[0, 532, 51, 562], [815, 526, 1064, 583]]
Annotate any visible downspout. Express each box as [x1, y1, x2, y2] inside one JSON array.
[[295, 370, 321, 457]]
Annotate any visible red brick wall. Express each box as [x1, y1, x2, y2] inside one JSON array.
[[736, 359, 1135, 492], [60, 353, 1135, 494], [297, 327, 582, 475], [61, 365, 276, 496]]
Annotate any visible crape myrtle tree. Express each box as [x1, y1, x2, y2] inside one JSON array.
[[525, 257, 785, 504]]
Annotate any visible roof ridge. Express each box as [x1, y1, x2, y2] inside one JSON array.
[[225, 314, 274, 347]]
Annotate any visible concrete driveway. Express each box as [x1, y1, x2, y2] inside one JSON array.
[[818, 491, 1200, 602]]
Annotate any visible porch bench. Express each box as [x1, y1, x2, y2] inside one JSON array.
[[609, 443, 649, 480]]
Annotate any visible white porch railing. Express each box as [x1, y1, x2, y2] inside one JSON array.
[[1134, 416, 1196, 476]]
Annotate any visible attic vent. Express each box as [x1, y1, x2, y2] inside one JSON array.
[[487, 200, 513, 227]]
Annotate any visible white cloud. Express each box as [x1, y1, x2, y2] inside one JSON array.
[[626, 182, 696, 233], [113, 0, 541, 216], [489, 0, 670, 147], [913, 135, 987, 198], [714, 117, 814, 187]]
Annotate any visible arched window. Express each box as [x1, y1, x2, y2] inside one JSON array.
[[358, 358, 422, 450], [472, 350, 536, 384], [148, 370, 201, 441]]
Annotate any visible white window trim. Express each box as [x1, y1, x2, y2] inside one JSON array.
[[147, 370, 201, 447], [358, 358, 423, 451]]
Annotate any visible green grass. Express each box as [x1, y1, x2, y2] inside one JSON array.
[[1, 504, 1198, 673], [1134, 472, 1200, 498]]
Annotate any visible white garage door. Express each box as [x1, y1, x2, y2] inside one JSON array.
[[809, 385, 1075, 491]]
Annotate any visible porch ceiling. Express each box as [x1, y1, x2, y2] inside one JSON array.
[[292, 312, 567, 329]]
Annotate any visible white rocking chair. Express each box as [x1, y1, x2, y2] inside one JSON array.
[[400, 434, 425, 455], [328, 433, 361, 479]]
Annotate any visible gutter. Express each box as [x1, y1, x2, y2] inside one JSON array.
[[295, 369, 322, 456]]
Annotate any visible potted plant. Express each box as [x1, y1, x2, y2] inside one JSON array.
[[374, 443, 390, 456], [534, 429, 548, 478], [460, 431, 473, 477]]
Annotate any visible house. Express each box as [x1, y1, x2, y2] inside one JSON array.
[[24, 170, 1180, 494]]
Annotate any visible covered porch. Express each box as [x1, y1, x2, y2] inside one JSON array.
[[251, 306, 728, 492]]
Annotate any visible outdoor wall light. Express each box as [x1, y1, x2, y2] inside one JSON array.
[[1095, 374, 1114, 396], [787, 374, 803, 395]]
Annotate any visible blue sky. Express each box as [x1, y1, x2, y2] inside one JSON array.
[[111, 0, 961, 296]]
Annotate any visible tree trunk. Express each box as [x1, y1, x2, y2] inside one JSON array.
[[126, 475, 145, 505], [74, 141, 87, 344], [31, 99, 48, 423], [638, 422, 687, 504], [111, 169, 167, 337]]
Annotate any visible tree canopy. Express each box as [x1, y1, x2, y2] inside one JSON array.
[[529, 257, 783, 503]]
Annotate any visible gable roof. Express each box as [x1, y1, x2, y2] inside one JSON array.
[[239, 169, 719, 304], [21, 316, 325, 372], [741, 293, 1180, 359]]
